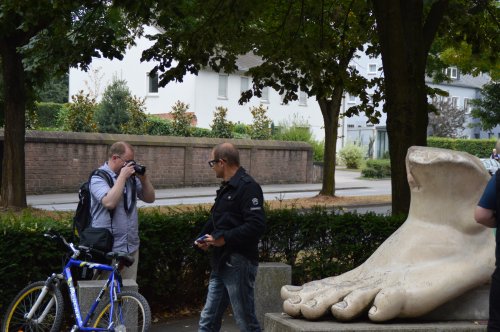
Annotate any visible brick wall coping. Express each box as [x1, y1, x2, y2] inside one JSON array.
[[2, 130, 312, 151]]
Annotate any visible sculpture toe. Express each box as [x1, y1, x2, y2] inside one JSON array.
[[331, 287, 380, 321], [368, 287, 405, 322]]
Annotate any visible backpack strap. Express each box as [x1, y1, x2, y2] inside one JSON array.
[[90, 169, 115, 220]]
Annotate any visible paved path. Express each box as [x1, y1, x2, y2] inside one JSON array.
[[27, 169, 391, 211]]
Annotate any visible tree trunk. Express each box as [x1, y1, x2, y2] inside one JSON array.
[[372, 0, 432, 215], [0, 41, 27, 208], [318, 90, 343, 196]]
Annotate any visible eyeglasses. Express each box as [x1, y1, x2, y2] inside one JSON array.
[[114, 155, 130, 164], [208, 159, 220, 168], [208, 159, 225, 167]]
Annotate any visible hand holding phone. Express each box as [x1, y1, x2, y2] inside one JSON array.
[[195, 235, 208, 244]]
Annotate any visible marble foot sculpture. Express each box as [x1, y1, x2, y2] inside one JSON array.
[[281, 146, 495, 322]]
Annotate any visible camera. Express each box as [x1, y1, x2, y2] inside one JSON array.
[[130, 161, 146, 175]]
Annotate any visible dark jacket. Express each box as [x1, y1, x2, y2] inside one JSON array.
[[199, 167, 266, 271]]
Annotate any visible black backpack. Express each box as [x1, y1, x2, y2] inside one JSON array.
[[73, 169, 114, 238]]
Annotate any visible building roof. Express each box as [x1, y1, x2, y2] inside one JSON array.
[[426, 72, 491, 89]]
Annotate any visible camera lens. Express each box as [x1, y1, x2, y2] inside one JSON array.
[[133, 164, 146, 175]]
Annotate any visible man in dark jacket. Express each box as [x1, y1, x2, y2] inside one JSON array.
[[195, 142, 266, 332]]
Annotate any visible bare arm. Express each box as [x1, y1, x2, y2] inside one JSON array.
[[475, 206, 496, 228], [137, 173, 155, 203]]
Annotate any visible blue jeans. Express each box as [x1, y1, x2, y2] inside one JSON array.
[[199, 253, 261, 332]]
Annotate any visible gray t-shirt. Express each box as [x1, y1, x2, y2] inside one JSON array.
[[90, 163, 144, 253]]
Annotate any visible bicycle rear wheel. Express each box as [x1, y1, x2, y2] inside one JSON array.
[[93, 290, 151, 332], [2, 280, 64, 332]]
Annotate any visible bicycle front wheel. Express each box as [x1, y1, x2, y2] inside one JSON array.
[[2, 280, 65, 332], [93, 290, 151, 332]]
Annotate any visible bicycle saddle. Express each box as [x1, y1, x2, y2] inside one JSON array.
[[106, 252, 135, 267]]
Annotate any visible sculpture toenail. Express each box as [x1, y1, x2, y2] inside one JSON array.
[[305, 299, 317, 307], [334, 301, 347, 309], [369, 306, 377, 315]]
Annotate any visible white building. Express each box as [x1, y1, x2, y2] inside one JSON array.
[[69, 26, 327, 143], [69, 26, 491, 158]]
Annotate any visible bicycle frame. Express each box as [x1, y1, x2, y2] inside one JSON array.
[[65, 257, 120, 331], [25, 241, 123, 332]]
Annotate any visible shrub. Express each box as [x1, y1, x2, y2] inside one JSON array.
[[210, 106, 234, 138], [361, 159, 391, 178], [249, 105, 272, 140], [339, 143, 364, 169], [64, 91, 98, 132], [0, 207, 405, 316], [146, 116, 173, 136], [191, 127, 212, 137], [95, 78, 131, 133], [33, 102, 65, 128], [121, 96, 149, 135], [427, 137, 497, 158], [170, 101, 193, 137], [311, 139, 324, 162]]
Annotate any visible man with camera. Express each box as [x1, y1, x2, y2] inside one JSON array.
[[90, 141, 155, 280]]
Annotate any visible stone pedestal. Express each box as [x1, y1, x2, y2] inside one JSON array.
[[77, 279, 138, 323], [255, 262, 292, 328], [264, 285, 489, 332]]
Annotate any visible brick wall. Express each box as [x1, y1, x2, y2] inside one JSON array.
[[19, 131, 313, 194]]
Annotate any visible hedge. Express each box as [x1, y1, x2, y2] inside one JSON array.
[[0, 207, 405, 317], [427, 137, 497, 158], [34, 102, 66, 128]]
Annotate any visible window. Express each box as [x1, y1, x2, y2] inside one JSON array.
[[348, 94, 356, 103], [368, 63, 377, 74], [240, 77, 249, 93], [148, 72, 159, 94], [299, 90, 307, 106], [445, 67, 458, 79], [451, 96, 458, 108], [218, 74, 228, 99], [261, 87, 269, 103], [464, 98, 471, 112]]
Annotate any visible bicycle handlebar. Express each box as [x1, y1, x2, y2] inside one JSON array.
[[43, 231, 134, 266]]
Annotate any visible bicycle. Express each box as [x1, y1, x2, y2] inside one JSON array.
[[2, 231, 151, 331]]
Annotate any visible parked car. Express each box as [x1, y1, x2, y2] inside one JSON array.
[[480, 158, 500, 176]]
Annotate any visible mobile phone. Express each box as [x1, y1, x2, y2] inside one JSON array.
[[195, 235, 208, 243]]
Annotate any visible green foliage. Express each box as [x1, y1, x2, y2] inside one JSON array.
[[0, 207, 405, 316], [427, 137, 497, 158], [249, 105, 272, 140], [261, 208, 405, 283], [233, 122, 249, 135], [273, 114, 313, 142], [63, 91, 98, 132], [361, 159, 391, 178], [470, 82, 500, 131], [210, 106, 234, 138], [170, 101, 193, 137], [311, 139, 325, 162], [95, 78, 131, 133], [32, 102, 66, 129], [191, 127, 212, 137], [146, 116, 173, 136], [339, 143, 364, 169], [35, 73, 69, 103], [121, 96, 149, 135]]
